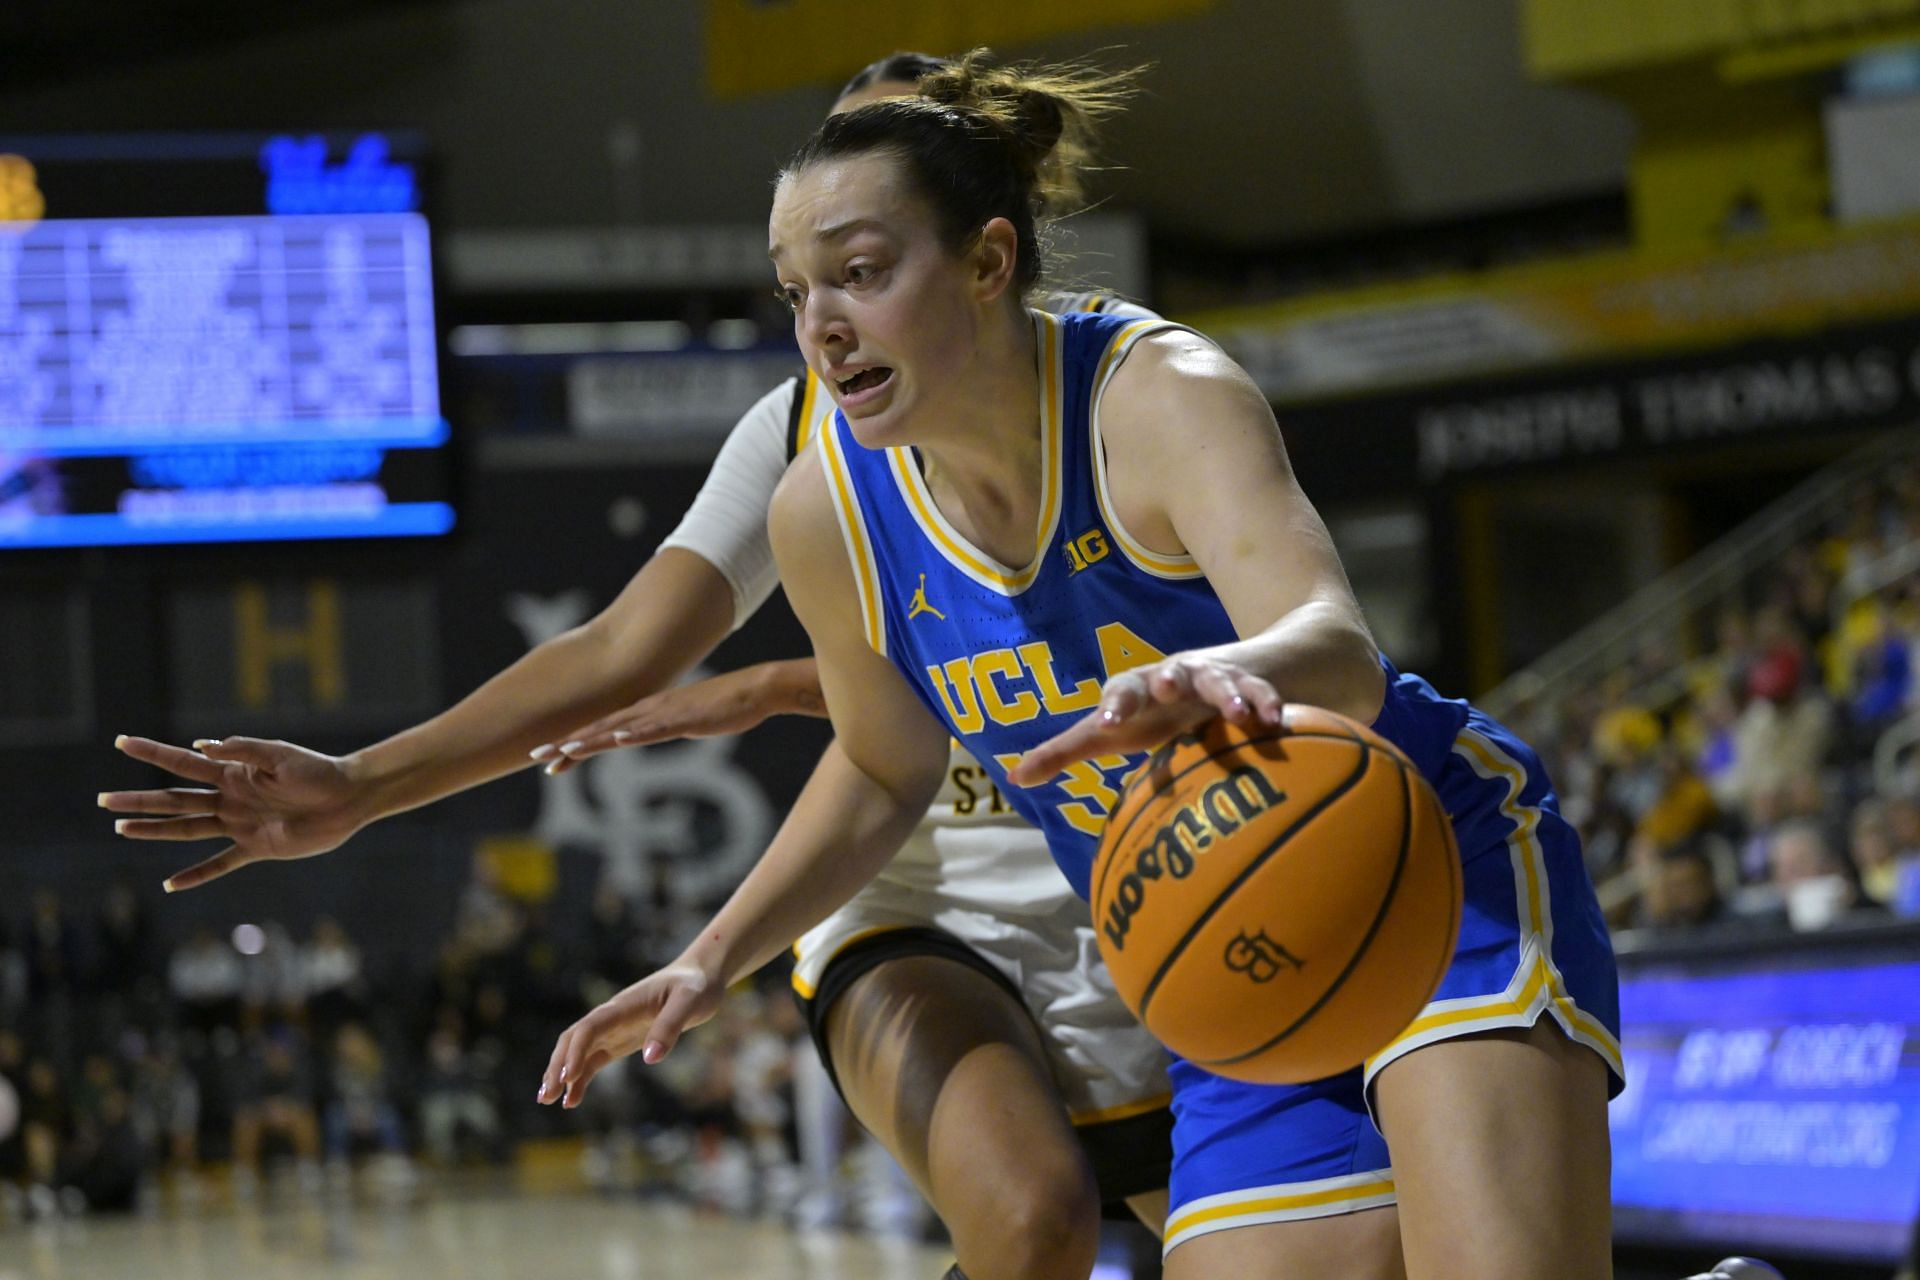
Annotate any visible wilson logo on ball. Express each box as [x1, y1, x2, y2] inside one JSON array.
[[1224, 929, 1303, 983], [1101, 765, 1286, 952]]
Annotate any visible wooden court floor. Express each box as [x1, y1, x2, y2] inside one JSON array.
[[0, 1192, 953, 1280]]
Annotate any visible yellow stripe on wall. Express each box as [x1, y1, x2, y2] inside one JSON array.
[[706, 0, 1216, 98]]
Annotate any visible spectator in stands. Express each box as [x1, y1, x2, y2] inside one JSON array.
[[302, 917, 366, 1046], [1770, 819, 1884, 931], [1634, 744, 1719, 852], [418, 1020, 500, 1167], [230, 1030, 322, 1189], [1848, 595, 1912, 730], [1883, 794, 1920, 917], [131, 1036, 200, 1188], [18, 1057, 68, 1215], [168, 928, 244, 1039], [1642, 843, 1726, 932], [1850, 797, 1902, 907], [58, 1064, 145, 1213], [1690, 680, 1743, 812], [322, 1023, 408, 1169], [239, 921, 306, 1029], [23, 889, 83, 1006], [92, 880, 155, 1008], [1729, 613, 1834, 821]]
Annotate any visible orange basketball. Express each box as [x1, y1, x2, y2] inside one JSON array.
[[1091, 705, 1462, 1085]]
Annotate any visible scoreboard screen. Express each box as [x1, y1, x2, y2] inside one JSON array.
[[0, 132, 455, 549], [1610, 923, 1920, 1263]]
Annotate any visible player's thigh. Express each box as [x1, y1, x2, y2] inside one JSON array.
[[1163, 1204, 1402, 1280], [823, 954, 1098, 1222], [1372, 1019, 1612, 1280]]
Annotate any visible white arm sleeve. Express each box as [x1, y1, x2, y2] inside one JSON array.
[[655, 377, 798, 630]]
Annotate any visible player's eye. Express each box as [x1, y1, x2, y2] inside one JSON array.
[[845, 262, 874, 286], [774, 284, 803, 312]]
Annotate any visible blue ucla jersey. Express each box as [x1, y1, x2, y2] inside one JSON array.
[[821, 310, 1624, 1245]]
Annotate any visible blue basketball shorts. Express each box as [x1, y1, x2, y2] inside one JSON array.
[[1160, 713, 1622, 1257]]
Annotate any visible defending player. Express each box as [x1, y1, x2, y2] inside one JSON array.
[[538, 51, 1622, 1280], [101, 53, 1171, 1280]]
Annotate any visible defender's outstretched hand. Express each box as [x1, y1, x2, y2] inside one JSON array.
[[100, 735, 365, 891], [537, 962, 724, 1108], [529, 659, 824, 776], [1006, 650, 1283, 787]]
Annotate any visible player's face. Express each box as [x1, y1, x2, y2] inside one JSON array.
[[770, 153, 985, 448]]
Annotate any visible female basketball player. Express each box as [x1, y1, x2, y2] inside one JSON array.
[[102, 54, 1169, 1280], [537, 51, 1623, 1280]]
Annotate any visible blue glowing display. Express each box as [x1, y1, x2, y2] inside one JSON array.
[[261, 133, 418, 215], [1610, 951, 1920, 1261], [0, 209, 450, 548]]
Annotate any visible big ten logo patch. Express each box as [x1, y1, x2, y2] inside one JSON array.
[[0, 156, 44, 227], [506, 591, 773, 908], [1063, 527, 1109, 574], [1101, 764, 1286, 952], [1224, 929, 1303, 984]]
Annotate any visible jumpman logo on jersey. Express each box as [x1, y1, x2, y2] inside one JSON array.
[[907, 574, 946, 622]]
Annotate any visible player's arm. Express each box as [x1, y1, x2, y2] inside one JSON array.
[[104, 381, 798, 890], [537, 657, 827, 764], [539, 451, 950, 1105], [1011, 334, 1382, 783]]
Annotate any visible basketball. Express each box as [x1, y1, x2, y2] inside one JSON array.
[[1091, 705, 1463, 1085]]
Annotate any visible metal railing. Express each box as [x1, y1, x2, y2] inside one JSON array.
[[1481, 426, 1920, 721]]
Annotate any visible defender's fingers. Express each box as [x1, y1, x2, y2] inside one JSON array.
[[642, 982, 707, 1064], [161, 846, 249, 893], [114, 815, 227, 842], [194, 737, 278, 770], [539, 1028, 578, 1103], [113, 735, 225, 785], [97, 788, 219, 815], [562, 1047, 617, 1108]]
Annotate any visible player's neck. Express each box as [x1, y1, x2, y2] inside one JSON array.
[[915, 308, 1046, 567]]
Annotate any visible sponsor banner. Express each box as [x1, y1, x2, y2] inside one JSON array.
[[1192, 220, 1920, 406], [1279, 315, 1920, 498]]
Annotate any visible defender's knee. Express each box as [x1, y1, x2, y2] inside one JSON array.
[[951, 1154, 1101, 1280]]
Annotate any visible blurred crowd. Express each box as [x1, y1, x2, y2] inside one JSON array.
[[1514, 454, 1920, 938], [8, 446, 1918, 1232], [0, 862, 918, 1233]]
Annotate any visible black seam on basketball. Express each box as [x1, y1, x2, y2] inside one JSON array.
[[1091, 729, 1369, 908], [1135, 743, 1375, 1021], [1092, 729, 1291, 907], [1200, 749, 1415, 1069]]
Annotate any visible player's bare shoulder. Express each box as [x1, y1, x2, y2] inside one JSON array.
[[1100, 328, 1276, 462]]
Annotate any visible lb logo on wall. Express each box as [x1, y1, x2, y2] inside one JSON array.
[[504, 590, 775, 909], [0, 156, 44, 229]]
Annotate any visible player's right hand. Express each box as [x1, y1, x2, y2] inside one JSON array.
[[538, 961, 724, 1108], [100, 735, 366, 892]]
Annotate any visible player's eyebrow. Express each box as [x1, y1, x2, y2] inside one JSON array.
[[769, 217, 888, 261]]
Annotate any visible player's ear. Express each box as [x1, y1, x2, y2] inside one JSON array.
[[971, 217, 1019, 303]]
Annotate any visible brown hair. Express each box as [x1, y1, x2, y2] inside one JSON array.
[[787, 48, 1141, 299]]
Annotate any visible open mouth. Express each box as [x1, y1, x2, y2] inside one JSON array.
[[835, 367, 893, 396]]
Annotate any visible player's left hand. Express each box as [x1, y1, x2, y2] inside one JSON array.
[[537, 960, 723, 1108], [1006, 650, 1281, 787]]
